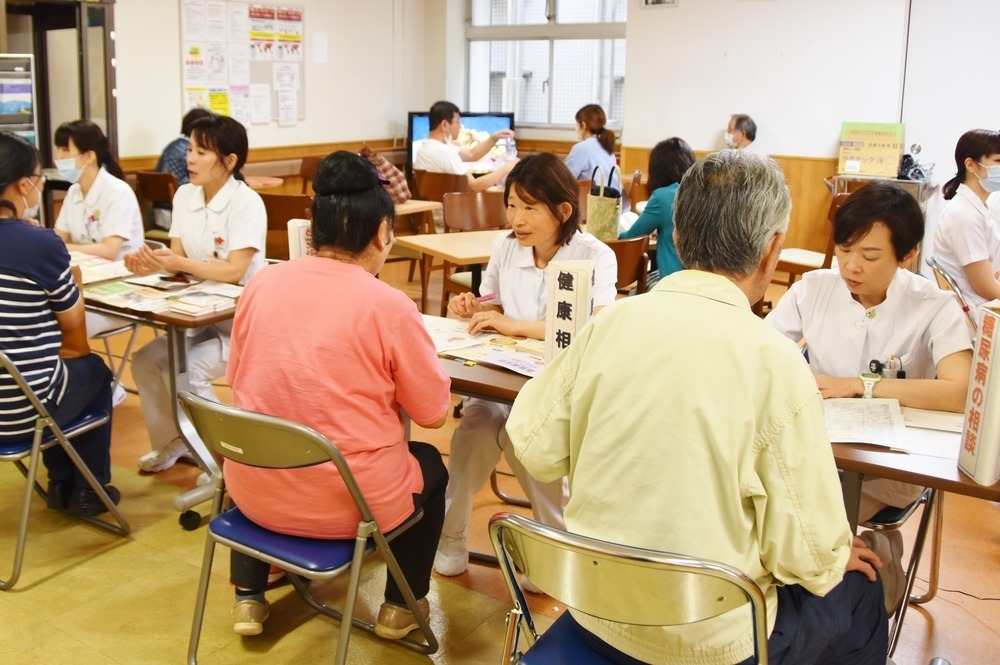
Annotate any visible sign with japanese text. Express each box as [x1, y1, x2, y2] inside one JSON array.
[[544, 260, 594, 363], [837, 122, 904, 178], [958, 304, 1000, 486]]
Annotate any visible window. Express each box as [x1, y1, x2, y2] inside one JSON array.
[[466, 0, 627, 128]]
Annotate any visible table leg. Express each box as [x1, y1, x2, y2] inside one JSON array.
[[840, 469, 863, 534], [165, 325, 221, 512]]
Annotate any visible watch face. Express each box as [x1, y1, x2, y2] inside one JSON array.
[[860, 372, 880, 381]]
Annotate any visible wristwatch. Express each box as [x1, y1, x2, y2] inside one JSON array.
[[859, 372, 881, 399]]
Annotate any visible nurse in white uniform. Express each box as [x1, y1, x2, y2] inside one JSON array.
[[433, 153, 618, 579], [53, 120, 145, 339], [124, 114, 266, 473], [768, 181, 973, 519], [933, 129, 1000, 314]]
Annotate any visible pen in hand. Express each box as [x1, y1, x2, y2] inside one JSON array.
[[473, 294, 497, 303]]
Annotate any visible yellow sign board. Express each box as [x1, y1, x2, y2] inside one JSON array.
[[838, 122, 904, 178]]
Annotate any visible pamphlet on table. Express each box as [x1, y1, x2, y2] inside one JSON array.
[[69, 251, 132, 285], [422, 315, 545, 377]]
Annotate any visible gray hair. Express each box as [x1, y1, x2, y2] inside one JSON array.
[[674, 151, 790, 277]]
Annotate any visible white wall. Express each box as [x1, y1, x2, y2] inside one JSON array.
[[622, 0, 909, 157], [114, 0, 434, 157]]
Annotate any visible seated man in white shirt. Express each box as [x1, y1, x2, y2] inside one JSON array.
[[725, 113, 764, 155], [506, 151, 888, 665], [413, 100, 517, 192], [767, 180, 973, 519]]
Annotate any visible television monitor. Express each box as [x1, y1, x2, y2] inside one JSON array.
[[407, 111, 515, 175]]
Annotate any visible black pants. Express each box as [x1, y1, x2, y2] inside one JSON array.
[[0, 354, 114, 488], [231, 440, 448, 606], [569, 571, 888, 665]]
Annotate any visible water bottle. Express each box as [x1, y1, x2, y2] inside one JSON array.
[[505, 137, 518, 160]]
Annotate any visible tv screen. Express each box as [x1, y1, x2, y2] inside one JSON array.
[[407, 111, 515, 175]]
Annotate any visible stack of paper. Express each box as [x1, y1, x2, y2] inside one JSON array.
[[823, 398, 908, 452], [84, 282, 172, 312], [167, 291, 237, 316], [69, 252, 132, 285]]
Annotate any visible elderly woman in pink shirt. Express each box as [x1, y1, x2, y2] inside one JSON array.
[[223, 151, 451, 640]]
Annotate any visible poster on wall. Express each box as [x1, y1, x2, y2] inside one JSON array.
[[249, 4, 277, 60], [180, 0, 305, 122], [276, 6, 303, 61]]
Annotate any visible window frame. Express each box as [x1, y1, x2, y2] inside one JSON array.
[[465, 0, 627, 130]]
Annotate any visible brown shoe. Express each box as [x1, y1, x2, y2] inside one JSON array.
[[374, 597, 429, 640], [233, 599, 270, 636]]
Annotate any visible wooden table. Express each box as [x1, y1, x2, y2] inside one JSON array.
[[395, 229, 506, 314], [245, 175, 285, 191]]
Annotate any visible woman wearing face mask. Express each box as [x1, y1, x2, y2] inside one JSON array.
[[53, 120, 144, 262], [124, 114, 266, 474], [564, 104, 627, 210], [933, 129, 1000, 314], [0, 133, 119, 517]]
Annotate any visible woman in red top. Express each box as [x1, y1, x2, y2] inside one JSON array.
[[224, 151, 451, 639]]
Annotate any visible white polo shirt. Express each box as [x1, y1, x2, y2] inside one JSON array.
[[933, 183, 1000, 313], [480, 231, 618, 322], [766, 267, 972, 380], [54, 167, 144, 258], [169, 176, 267, 285], [413, 138, 470, 175]]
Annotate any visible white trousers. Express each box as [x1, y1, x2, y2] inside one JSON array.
[[441, 398, 568, 542], [859, 478, 925, 523], [132, 331, 226, 452]]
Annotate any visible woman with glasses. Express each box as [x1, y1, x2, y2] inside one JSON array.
[[0, 132, 118, 517]]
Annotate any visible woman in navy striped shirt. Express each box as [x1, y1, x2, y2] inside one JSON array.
[[0, 133, 118, 517]]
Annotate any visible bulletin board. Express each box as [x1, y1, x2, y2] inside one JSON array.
[[179, 0, 305, 127]]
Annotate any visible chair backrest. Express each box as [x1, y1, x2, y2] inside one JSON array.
[[926, 255, 978, 333], [577, 179, 591, 224], [441, 191, 507, 233], [136, 171, 178, 207], [0, 350, 51, 421], [819, 192, 851, 268], [489, 513, 768, 660], [259, 192, 313, 261], [300, 156, 322, 195], [627, 169, 645, 207], [412, 169, 469, 203], [177, 391, 377, 521], [605, 236, 650, 294]]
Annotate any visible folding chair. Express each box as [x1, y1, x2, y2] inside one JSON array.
[[606, 236, 651, 296], [439, 190, 508, 316], [0, 351, 130, 590], [926, 255, 978, 334], [178, 391, 438, 665], [135, 171, 177, 242], [861, 487, 941, 657], [489, 513, 768, 664]]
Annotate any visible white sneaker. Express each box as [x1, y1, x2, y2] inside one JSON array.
[[112, 383, 127, 408], [196, 472, 212, 486], [433, 535, 469, 576], [520, 574, 543, 595], [137, 439, 194, 473]]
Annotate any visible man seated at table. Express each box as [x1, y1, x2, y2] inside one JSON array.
[[414, 100, 517, 192], [506, 151, 888, 665]]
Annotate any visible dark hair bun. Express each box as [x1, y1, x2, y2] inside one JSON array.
[[313, 151, 385, 196]]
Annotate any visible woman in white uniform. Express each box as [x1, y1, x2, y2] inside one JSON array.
[[933, 129, 1000, 314], [433, 153, 618, 578], [53, 120, 145, 341], [767, 181, 973, 613], [125, 114, 266, 473]]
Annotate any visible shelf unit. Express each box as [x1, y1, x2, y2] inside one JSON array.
[[0, 54, 38, 148]]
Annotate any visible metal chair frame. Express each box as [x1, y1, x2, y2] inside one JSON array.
[[178, 391, 438, 665], [489, 513, 768, 664], [861, 487, 942, 657], [926, 255, 978, 334], [0, 351, 130, 590]]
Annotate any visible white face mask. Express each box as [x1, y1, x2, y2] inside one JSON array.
[[978, 162, 1000, 193], [724, 132, 738, 149], [21, 178, 41, 219], [55, 157, 83, 183]]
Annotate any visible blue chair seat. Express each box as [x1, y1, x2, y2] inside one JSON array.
[[520, 613, 618, 665], [0, 407, 109, 457], [210, 507, 375, 575]]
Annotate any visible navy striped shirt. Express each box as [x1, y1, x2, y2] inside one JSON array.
[[0, 219, 80, 438]]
